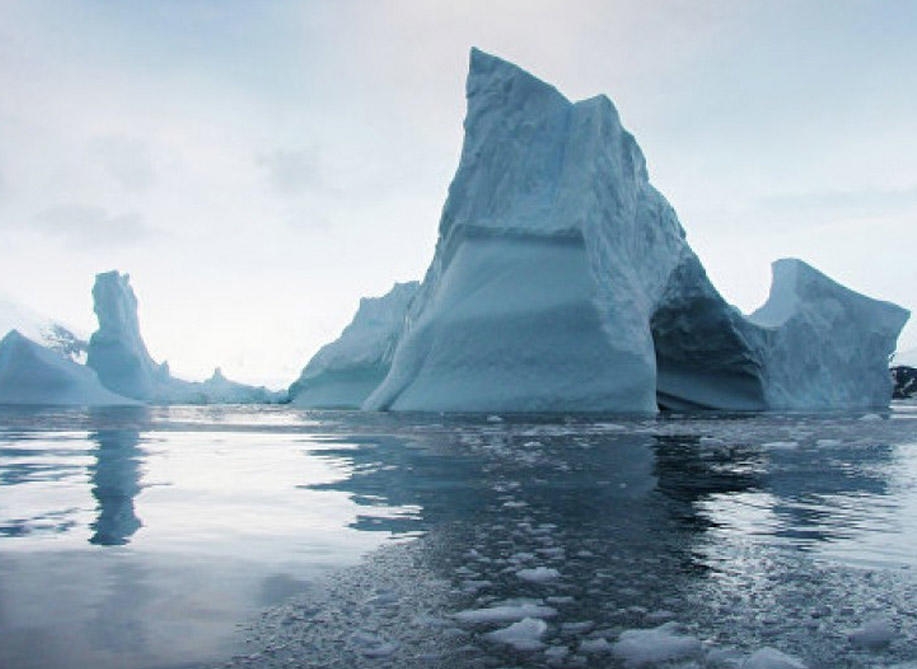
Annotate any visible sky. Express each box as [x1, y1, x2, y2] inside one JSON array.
[[1, 1, 915, 388]]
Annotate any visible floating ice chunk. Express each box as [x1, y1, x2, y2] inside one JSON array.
[[579, 637, 613, 653], [859, 413, 883, 422], [350, 631, 399, 657], [517, 566, 561, 583], [645, 609, 676, 624], [742, 647, 807, 668], [361, 642, 399, 658], [699, 436, 726, 446], [706, 647, 747, 666], [486, 414, 504, 423], [560, 621, 594, 633], [544, 644, 570, 661], [596, 423, 627, 431], [612, 622, 702, 667], [364, 590, 400, 607], [453, 601, 557, 624], [815, 438, 842, 447], [460, 579, 492, 593], [848, 618, 896, 649], [537, 547, 566, 559], [762, 441, 800, 450], [484, 617, 548, 651]]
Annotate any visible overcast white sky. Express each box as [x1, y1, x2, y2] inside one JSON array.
[[1, 1, 915, 388]]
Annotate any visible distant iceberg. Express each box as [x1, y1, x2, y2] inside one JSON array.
[[289, 282, 418, 408], [344, 48, 907, 412], [87, 271, 283, 404], [1, 272, 281, 406], [0, 330, 135, 406]]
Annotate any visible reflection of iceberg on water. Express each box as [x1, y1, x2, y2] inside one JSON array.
[[88, 411, 146, 545]]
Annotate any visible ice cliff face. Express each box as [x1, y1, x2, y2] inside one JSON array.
[[366, 49, 686, 412], [0, 330, 135, 405], [87, 271, 283, 404], [290, 282, 418, 408], [360, 48, 908, 412]]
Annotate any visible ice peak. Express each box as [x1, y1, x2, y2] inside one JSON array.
[[0, 329, 26, 348], [87, 270, 160, 399], [467, 47, 568, 105], [92, 270, 142, 338]]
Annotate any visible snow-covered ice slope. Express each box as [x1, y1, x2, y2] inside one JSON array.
[[363, 48, 908, 412], [87, 271, 282, 404], [0, 296, 88, 363], [0, 330, 135, 405], [290, 282, 418, 408]]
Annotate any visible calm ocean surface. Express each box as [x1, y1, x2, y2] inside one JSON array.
[[1, 404, 915, 668]]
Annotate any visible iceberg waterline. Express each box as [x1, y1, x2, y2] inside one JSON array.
[[292, 47, 908, 412]]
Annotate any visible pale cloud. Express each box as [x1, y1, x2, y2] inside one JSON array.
[[31, 204, 150, 247], [760, 187, 917, 218], [88, 136, 155, 191], [256, 148, 321, 195]]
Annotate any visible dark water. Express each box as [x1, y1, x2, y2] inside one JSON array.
[[0, 405, 915, 668]]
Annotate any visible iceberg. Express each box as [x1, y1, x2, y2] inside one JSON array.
[[87, 271, 282, 404], [356, 48, 908, 412], [0, 330, 135, 405], [193, 367, 282, 405], [86, 271, 169, 400], [289, 282, 418, 408], [746, 259, 908, 409], [0, 296, 88, 363]]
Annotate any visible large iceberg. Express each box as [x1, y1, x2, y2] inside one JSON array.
[[356, 48, 908, 412], [87, 271, 282, 404], [0, 330, 135, 405], [289, 281, 418, 408]]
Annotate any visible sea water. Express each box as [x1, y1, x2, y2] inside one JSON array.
[[0, 404, 915, 668]]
